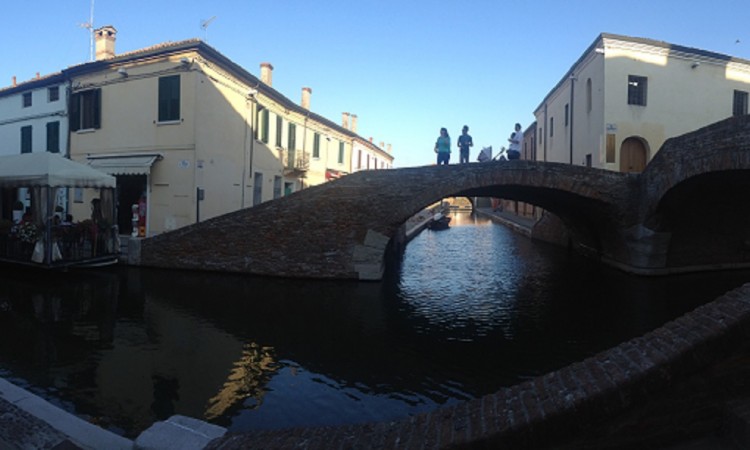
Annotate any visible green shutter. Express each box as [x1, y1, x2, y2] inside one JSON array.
[[261, 109, 270, 143], [276, 116, 283, 147], [70, 93, 81, 131], [313, 133, 320, 158], [288, 123, 296, 150], [92, 89, 101, 129], [159, 76, 180, 122], [21, 126, 32, 154], [47, 121, 60, 153]]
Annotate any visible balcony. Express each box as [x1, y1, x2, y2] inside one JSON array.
[[281, 149, 309, 176]]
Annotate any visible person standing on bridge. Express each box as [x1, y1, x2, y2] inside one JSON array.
[[507, 123, 523, 160], [434, 127, 451, 165], [457, 125, 473, 164]]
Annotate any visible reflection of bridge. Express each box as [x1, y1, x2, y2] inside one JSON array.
[[136, 116, 750, 280]]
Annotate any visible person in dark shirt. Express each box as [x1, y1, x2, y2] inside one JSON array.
[[457, 125, 473, 164]]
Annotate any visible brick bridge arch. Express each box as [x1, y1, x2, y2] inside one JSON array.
[[137, 162, 630, 280], [138, 116, 750, 280]]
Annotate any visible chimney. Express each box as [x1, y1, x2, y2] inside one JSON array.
[[351, 114, 358, 133], [387, 144, 392, 153], [260, 62, 273, 86], [301, 87, 312, 110], [12, 76, 16, 87], [379, 141, 384, 148], [94, 25, 117, 60], [342, 112, 350, 129], [36, 72, 40, 79]]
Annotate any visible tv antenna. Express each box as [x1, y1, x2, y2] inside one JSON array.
[[78, 0, 95, 61], [200, 16, 216, 42]]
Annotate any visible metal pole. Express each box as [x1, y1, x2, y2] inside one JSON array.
[[196, 187, 202, 223]]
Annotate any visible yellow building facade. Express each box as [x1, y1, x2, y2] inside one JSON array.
[[534, 33, 750, 172], [67, 26, 392, 236]]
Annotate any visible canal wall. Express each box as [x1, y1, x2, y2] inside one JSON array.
[[206, 282, 750, 449]]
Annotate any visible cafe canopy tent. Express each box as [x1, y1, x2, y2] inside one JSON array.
[[0, 152, 118, 267], [0, 152, 115, 188]]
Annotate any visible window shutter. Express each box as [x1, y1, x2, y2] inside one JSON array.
[[262, 109, 269, 143], [47, 122, 60, 153], [21, 126, 32, 154], [70, 93, 81, 131], [92, 89, 101, 129]]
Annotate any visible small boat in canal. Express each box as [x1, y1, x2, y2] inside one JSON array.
[[427, 212, 451, 230]]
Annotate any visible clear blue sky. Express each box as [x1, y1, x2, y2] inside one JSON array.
[[2, 0, 748, 168]]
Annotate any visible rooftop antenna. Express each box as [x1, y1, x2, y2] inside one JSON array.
[[200, 16, 216, 42], [78, 0, 95, 61]]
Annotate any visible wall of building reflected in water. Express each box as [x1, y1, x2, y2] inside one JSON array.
[[1, 211, 749, 438]]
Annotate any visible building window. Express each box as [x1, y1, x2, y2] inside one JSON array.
[[22, 92, 32, 108], [21, 126, 32, 153], [627, 75, 647, 106], [733, 90, 748, 116], [288, 123, 296, 151], [586, 78, 592, 113], [585, 154, 592, 167], [538, 127, 543, 146], [564, 104, 569, 126], [313, 133, 321, 158], [357, 150, 362, 169], [70, 89, 101, 131], [338, 142, 344, 164], [46, 121, 60, 153], [275, 115, 283, 147], [549, 117, 554, 137], [158, 75, 180, 122], [48, 87, 60, 102]]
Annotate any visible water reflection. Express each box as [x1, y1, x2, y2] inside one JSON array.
[[0, 212, 749, 437]]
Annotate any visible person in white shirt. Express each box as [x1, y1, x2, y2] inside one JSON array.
[[507, 123, 523, 160]]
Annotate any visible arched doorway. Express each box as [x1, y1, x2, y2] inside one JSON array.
[[619, 137, 648, 173]]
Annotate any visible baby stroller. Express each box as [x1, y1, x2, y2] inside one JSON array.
[[477, 146, 493, 162]]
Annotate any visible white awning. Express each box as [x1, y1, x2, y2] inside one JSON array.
[[87, 153, 162, 175], [0, 152, 115, 188]]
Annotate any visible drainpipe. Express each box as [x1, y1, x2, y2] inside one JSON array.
[[241, 103, 249, 208], [301, 112, 309, 189], [569, 74, 576, 165], [243, 86, 259, 208], [66, 80, 73, 159], [248, 102, 255, 204], [543, 103, 548, 162]]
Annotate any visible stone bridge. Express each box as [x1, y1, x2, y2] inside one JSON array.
[[136, 115, 750, 280]]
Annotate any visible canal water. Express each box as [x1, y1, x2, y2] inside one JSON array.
[[1, 211, 749, 438]]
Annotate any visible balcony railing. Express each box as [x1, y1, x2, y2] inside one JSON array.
[[281, 150, 309, 175]]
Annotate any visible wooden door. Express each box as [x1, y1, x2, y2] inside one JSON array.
[[619, 137, 647, 173]]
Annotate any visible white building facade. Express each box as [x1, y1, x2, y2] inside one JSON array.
[[0, 74, 69, 158]]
